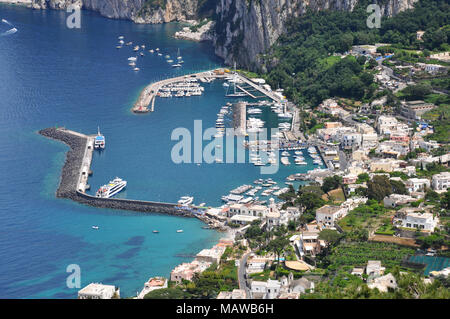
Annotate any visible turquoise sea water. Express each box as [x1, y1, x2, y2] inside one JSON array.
[[0, 6, 321, 298]]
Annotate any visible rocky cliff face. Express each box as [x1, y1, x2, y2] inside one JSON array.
[[213, 0, 418, 70], [26, 0, 417, 68], [30, 0, 198, 23]]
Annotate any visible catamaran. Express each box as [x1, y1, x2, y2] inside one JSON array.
[[96, 177, 127, 198], [94, 127, 105, 149]]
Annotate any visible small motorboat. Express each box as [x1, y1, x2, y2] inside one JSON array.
[[152, 230, 160, 233], [92, 226, 99, 230], [176, 230, 183, 233]]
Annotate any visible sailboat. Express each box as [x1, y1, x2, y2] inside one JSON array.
[[225, 62, 246, 98], [177, 48, 182, 60]]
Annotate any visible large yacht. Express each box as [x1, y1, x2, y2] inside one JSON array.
[[94, 127, 105, 149], [178, 196, 194, 206], [96, 177, 127, 198]]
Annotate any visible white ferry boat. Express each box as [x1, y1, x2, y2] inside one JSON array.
[[94, 127, 105, 149], [96, 177, 127, 198], [178, 196, 194, 206]]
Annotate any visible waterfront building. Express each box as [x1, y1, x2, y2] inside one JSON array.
[[78, 283, 119, 299], [196, 245, 226, 264], [230, 214, 259, 225], [170, 260, 212, 284], [137, 277, 168, 299]]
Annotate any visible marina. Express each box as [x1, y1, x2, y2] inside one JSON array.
[[132, 68, 288, 114]]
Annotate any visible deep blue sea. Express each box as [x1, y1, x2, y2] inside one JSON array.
[[0, 5, 322, 298]]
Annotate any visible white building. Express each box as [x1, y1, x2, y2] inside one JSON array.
[[432, 172, 450, 192], [196, 245, 226, 264], [250, 279, 281, 299], [217, 289, 246, 299], [341, 133, 362, 149], [393, 209, 439, 232], [366, 260, 385, 277], [405, 178, 430, 193], [230, 214, 259, 225], [376, 116, 398, 135], [78, 283, 119, 299], [246, 257, 268, 274], [383, 194, 415, 208], [315, 205, 348, 228], [137, 277, 168, 299], [368, 273, 397, 293]]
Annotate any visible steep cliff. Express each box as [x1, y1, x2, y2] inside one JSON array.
[[30, 0, 199, 23], [213, 0, 418, 70], [25, 0, 418, 68]]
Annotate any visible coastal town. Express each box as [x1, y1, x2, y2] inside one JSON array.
[[1, 0, 449, 307], [76, 39, 450, 299]]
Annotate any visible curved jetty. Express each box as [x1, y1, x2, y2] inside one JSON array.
[[132, 68, 285, 114], [38, 127, 192, 217], [132, 69, 227, 113]]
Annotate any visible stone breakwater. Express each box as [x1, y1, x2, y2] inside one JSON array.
[[38, 127, 192, 217]]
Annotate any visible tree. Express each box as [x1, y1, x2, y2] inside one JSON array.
[[391, 180, 407, 195], [442, 191, 450, 210], [425, 189, 440, 202], [357, 173, 370, 183], [367, 175, 392, 201], [267, 237, 289, 262], [144, 288, 186, 299], [321, 175, 343, 194], [319, 229, 343, 247]]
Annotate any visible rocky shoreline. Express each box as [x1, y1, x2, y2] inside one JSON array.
[[38, 127, 192, 217], [173, 20, 214, 42]]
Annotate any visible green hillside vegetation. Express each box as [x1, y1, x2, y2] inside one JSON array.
[[263, 0, 449, 107]]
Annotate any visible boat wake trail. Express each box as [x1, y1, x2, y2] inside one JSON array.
[[1, 18, 17, 36], [1, 27, 17, 36], [1, 19, 12, 26]]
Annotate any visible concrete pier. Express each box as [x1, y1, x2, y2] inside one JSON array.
[[38, 127, 194, 217]]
